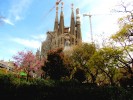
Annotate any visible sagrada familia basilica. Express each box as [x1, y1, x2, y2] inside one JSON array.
[[40, 1, 82, 58]]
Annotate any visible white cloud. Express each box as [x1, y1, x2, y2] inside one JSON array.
[[11, 38, 41, 49], [15, 15, 21, 21], [8, 0, 32, 22], [2, 18, 14, 26], [31, 34, 46, 42]]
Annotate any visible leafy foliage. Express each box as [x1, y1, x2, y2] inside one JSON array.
[[42, 48, 69, 80], [0, 73, 133, 100], [13, 50, 45, 80], [111, 13, 133, 79], [69, 43, 98, 83], [73, 68, 86, 82], [89, 46, 123, 85]]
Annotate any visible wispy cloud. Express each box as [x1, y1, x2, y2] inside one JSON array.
[[2, 18, 14, 26], [11, 37, 41, 49], [10, 0, 32, 21], [31, 34, 46, 42], [7, 0, 32, 24]]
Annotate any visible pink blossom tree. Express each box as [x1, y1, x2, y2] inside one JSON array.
[[13, 50, 45, 81]]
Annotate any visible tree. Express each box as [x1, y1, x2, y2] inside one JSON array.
[[73, 68, 86, 83], [42, 48, 69, 80], [68, 43, 99, 83], [13, 50, 44, 81], [63, 49, 74, 79], [89, 46, 123, 86], [113, 1, 133, 19], [109, 1, 133, 87], [111, 12, 133, 76]]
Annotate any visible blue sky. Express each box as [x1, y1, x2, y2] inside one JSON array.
[[0, 0, 132, 61]]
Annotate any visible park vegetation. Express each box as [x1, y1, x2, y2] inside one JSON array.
[[0, 1, 133, 100]]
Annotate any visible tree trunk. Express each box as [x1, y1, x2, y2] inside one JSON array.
[[109, 77, 115, 86], [90, 73, 96, 84], [27, 72, 29, 81]]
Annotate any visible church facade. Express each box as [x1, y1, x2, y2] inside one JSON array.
[[41, 2, 82, 58]]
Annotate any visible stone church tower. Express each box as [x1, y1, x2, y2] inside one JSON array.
[[41, 2, 82, 58]]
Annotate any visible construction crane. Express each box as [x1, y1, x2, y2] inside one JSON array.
[[83, 13, 93, 43], [42, 0, 62, 19], [83, 13, 119, 43]]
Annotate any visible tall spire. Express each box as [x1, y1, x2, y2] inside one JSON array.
[[59, 2, 64, 35], [76, 8, 82, 43], [54, 0, 59, 32], [70, 3, 75, 45]]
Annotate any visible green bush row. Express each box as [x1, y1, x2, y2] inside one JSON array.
[[0, 74, 133, 100]]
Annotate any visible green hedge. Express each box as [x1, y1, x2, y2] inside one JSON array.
[[0, 74, 133, 100]]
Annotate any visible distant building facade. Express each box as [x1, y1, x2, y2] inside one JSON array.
[[0, 60, 15, 71], [41, 2, 82, 58]]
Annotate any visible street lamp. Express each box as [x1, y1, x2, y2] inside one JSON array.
[[83, 13, 93, 43]]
